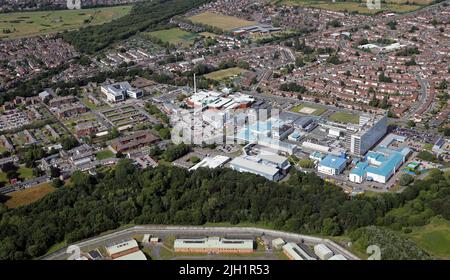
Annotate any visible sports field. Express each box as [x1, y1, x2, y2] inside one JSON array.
[[329, 112, 360, 124], [4, 183, 55, 209], [204, 67, 247, 81], [0, 6, 132, 39], [290, 103, 327, 116], [408, 217, 450, 259], [275, 0, 425, 14], [188, 12, 256, 31], [146, 28, 198, 47]]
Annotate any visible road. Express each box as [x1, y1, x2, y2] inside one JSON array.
[[41, 225, 360, 260]]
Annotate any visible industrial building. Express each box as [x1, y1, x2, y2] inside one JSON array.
[[314, 244, 334, 260], [106, 239, 147, 260], [317, 114, 388, 156], [282, 243, 316, 260], [101, 82, 143, 102], [317, 154, 347, 176], [229, 153, 290, 181], [173, 237, 254, 254], [349, 147, 411, 184], [189, 155, 230, 171]]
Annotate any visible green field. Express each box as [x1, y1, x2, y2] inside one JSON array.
[[329, 112, 360, 124], [0, 6, 132, 39], [18, 166, 34, 180], [146, 27, 198, 47], [408, 217, 450, 259], [275, 0, 425, 14], [188, 12, 256, 31], [204, 67, 247, 81], [95, 150, 115, 160], [290, 103, 327, 116]]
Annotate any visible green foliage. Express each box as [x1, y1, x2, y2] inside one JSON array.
[[61, 136, 79, 151], [63, 0, 210, 54], [161, 144, 191, 162], [0, 161, 448, 260], [298, 159, 315, 169], [350, 226, 431, 260], [279, 82, 307, 93], [399, 174, 414, 186], [417, 151, 437, 162]]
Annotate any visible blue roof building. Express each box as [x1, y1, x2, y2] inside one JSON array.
[[317, 154, 347, 175], [349, 148, 409, 184]]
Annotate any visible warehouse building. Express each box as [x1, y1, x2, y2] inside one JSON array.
[[229, 153, 290, 181], [349, 147, 410, 184], [189, 155, 230, 171], [174, 237, 254, 254], [314, 244, 334, 260], [282, 243, 316, 260], [106, 239, 147, 260], [317, 154, 347, 175]]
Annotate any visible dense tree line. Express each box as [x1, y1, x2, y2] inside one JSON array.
[[63, 0, 211, 53], [0, 159, 448, 259]]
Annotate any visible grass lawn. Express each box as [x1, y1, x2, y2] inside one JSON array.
[[146, 27, 198, 47], [407, 217, 450, 259], [188, 12, 256, 31], [423, 143, 433, 150], [0, 6, 132, 39], [329, 112, 360, 124], [204, 67, 247, 81], [290, 103, 327, 116], [95, 150, 115, 160], [4, 182, 55, 209], [0, 171, 7, 184], [276, 0, 425, 14], [18, 166, 34, 180]]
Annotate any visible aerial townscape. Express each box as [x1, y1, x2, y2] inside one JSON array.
[[0, 0, 449, 264]]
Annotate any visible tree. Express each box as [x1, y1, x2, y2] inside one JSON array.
[[50, 166, 61, 178], [407, 120, 416, 128], [399, 174, 414, 186], [61, 136, 78, 150], [51, 178, 64, 189]]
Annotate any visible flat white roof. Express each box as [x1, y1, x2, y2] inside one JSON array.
[[230, 156, 279, 176], [106, 239, 139, 256], [282, 243, 304, 260], [329, 254, 347, 260], [174, 237, 253, 250], [189, 155, 230, 171], [257, 152, 287, 165], [114, 250, 147, 260]]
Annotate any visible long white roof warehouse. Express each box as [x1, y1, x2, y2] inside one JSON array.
[[174, 237, 254, 253]]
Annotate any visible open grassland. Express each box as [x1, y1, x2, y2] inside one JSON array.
[[408, 217, 450, 259], [146, 27, 198, 47], [275, 0, 425, 14], [0, 6, 132, 39], [290, 103, 327, 115], [188, 12, 256, 31], [329, 112, 360, 124], [204, 67, 247, 81], [18, 166, 34, 180], [4, 183, 55, 209], [95, 150, 115, 160]]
